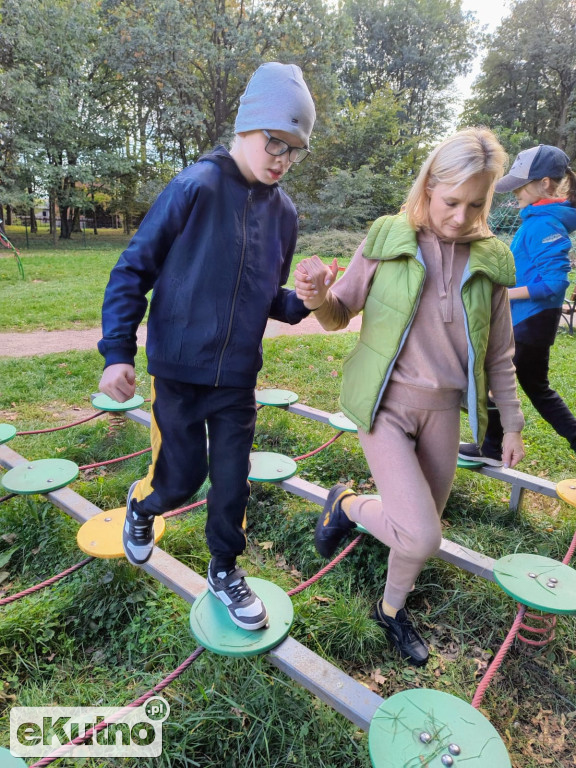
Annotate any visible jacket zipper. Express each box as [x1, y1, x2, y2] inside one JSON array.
[[215, 189, 252, 386]]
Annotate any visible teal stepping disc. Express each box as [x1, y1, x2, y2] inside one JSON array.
[[369, 688, 511, 768], [248, 452, 297, 482], [255, 389, 298, 407], [493, 553, 576, 614], [1, 458, 79, 494], [190, 577, 293, 656], [328, 411, 358, 433], [92, 393, 144, 411], [457, 456, 484, 469], [0, 748, 28, 766], [0, 424, 17, 445]]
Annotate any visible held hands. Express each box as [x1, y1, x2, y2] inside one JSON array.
[[98, 364, 136, 403], [295, 255, 339, 310], [502, 431, 525, 469]]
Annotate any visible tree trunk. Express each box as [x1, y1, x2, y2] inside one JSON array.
[[91, 191, 98, 234], [6, 206, 13, 225], [0, 205, 5, 233], [59, 206, 72, 239], [72, 207, 82, 233]]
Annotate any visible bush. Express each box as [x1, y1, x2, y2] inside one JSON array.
[[296, 229, 363, 259]]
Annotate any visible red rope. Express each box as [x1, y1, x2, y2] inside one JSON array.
[[287, 534, 364, 596], [471, 603, 527, 709], [0, 557, 94, 606], [17, 412, 104, 435], [562, 526, 576, 564], [162, 498, 207, 519], [28, 645, 205, 767], [79, 447, 152, 471], [293, 431, 344, 461]]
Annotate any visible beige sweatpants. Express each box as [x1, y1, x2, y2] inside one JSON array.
[[348, 381, 462, 610]]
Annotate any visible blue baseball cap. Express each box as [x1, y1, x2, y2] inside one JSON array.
[[495, 144, 571, 193]]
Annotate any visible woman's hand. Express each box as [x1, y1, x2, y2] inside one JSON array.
[[294, 255, 339, 310], [502, 431, 525, 468]]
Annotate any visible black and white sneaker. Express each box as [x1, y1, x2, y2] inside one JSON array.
[[458, 442, 503, 467], [207, 560, 269, 630], [122, 481, 156, 566]]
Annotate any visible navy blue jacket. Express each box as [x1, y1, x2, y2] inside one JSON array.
[[99, 146, 309, 388]]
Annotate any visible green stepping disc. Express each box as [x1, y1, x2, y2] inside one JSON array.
[[248, 452, 297, 482], [255, 389, 298, 407], [0, 424, 17, 445], [1, 458, 79, 495], [369, 688, 511, 768], [457, 456, 484, 469], [190, 577, 293, 656], [328, 411, 358, 433], [493, 553, 576, 614], [0, 748, 28, 767], [92, 393, 144, 411]]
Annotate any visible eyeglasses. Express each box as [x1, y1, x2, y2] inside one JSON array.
[[262, 130, 310, 164]]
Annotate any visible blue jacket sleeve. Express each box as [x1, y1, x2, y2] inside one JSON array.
[[268, 220, 310, 324], [522, 223, 571, 302], [98, 177, 197, 367]]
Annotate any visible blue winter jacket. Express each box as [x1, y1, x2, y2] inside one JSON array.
[[510, 199, 576, 327], [98, 146, 309, 388]]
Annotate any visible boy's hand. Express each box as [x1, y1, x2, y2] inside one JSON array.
[[99, 364, 136, 403], [502, 432, 525, 469], [295, 255, 339, 310]]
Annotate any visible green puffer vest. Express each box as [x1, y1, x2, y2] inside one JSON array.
[[340, 214, 516, 438]]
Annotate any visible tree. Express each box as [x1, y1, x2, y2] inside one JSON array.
[[0, 0, 130, 239], [341, 0, 479, 138], [98, 0, 347, 166], [463, 0, 576, 155]]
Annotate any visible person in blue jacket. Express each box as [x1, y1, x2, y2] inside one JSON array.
[[460, 144, 576, 465], [97, 63, 316, 630]]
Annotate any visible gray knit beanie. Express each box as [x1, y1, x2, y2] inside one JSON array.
[[235, 62, 316, 148]]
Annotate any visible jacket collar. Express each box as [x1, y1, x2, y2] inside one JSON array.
[[197, 145, 279, 196]]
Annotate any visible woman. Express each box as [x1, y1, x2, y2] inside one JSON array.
[[295, 128, 525, 666], [459, 144, 576, 465]]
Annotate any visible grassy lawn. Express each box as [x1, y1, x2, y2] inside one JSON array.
[[0, 230, 575, 767], [0, 226, 358, 333]]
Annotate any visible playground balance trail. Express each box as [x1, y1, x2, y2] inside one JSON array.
[[0, 315, 363, 358]]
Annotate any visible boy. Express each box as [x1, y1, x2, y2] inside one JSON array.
[[97, 62, 316, 630]]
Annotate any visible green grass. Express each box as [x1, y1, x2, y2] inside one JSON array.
[[0, 226, 353, 332], [0, 231, 131, 331], [0, 231, 575, 766]]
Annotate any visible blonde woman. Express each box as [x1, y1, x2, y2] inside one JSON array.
[[295, 128, 525, 665]]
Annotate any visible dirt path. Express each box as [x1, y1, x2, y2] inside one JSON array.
[[0, 315, 362, 358]]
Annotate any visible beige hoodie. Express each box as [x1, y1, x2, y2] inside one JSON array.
[[313, 228, 524, 433]]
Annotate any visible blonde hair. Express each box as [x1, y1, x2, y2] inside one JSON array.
[[403, 127, 508, 235]]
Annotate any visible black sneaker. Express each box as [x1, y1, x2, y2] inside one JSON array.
[[458, 442, 503, 467], [207, 560, 269, 631], [372, 601, 429, 667], [122, 481, 156, 566], [314, 484, 357, 559]]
